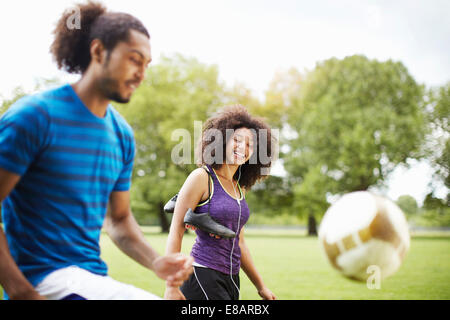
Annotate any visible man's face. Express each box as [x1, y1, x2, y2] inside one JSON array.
[[98, 29, 152, 103]]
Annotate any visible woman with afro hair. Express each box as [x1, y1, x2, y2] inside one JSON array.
[[165, 105, 277, 300]]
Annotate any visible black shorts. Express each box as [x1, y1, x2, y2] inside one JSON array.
[[180, 266, 240, 300]]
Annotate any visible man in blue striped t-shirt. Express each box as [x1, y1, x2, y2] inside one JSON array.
[[0, 2, 193, 300]]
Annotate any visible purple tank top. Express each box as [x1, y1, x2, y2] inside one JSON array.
[[190, 165, 250, 275]]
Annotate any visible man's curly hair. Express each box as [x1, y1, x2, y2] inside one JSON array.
[[197, 105, 275, 190], [50, 1, 149, 74]]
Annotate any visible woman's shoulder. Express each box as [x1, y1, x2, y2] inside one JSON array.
[[186, 167, 210, 184]]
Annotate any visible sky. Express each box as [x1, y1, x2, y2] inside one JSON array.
[[0, 0, 448, 204]]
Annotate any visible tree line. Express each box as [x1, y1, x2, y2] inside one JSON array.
[[1, 54, 448, 233]]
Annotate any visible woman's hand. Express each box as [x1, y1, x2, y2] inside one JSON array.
[[258, 287, 277, 300]]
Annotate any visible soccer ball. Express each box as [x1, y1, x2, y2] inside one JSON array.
[[319, 191, 410, 282]]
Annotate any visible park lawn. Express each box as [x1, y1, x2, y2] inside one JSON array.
[[1, 228, 449, 300], [100, 228, 450, 300]]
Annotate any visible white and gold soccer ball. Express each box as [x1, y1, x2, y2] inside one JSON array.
[[319, 191, 410, 282]]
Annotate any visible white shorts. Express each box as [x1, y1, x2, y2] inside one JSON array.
[[35, 266, 161, 300]]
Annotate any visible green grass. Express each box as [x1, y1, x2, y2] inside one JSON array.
[[2, 228, 450, 299], [103, 228, 450, 300]]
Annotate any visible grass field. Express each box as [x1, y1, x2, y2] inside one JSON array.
[[2, 227, 450, 300], [103, 227, 450, 300]]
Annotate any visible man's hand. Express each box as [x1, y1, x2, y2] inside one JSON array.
[[164, 286, 187, 300], [152, 253, 194, 287]]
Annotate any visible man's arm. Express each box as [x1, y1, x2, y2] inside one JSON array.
[[104, 190, 193, 287], [104, 190, 160, 269], [0, 168, 44, 299]]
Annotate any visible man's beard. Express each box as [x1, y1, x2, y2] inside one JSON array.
[[98, 77, 130, 104], [98, 56, 131, 104]]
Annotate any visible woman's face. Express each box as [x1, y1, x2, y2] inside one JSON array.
[[225, 127, 254, 165]]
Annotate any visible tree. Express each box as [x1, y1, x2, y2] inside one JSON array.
[[283, 55, 428, 234], [396, 195, 418, 217], [423, 193, 447, 211], [115, 54, 226, 231], [263, 68, 303, 129], [421, 192, 450, 227], [426, 82, 449, 205], [292, 165, 331, 235], [245, 175, 294, 219]]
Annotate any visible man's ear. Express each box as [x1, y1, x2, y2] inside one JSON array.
[[90, 39, 108, 65]]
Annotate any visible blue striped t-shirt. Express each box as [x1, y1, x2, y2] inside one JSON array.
[[0, 84, 135, 288]]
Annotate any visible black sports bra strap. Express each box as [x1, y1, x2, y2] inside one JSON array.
[[202, 165, 212, 214], [202, 166, 212, 196]]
